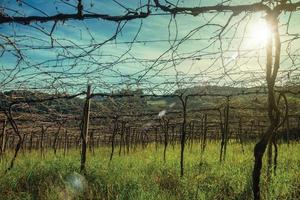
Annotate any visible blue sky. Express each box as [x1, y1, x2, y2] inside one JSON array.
[[1, 0, 300, 94]]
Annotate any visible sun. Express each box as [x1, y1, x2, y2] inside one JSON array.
[[249, 19, 272, 46]]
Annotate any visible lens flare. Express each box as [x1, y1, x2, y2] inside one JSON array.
[[250, 20, 272, 46]]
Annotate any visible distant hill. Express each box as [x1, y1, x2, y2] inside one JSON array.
[[0, 90, 84, 115], [0, 85, 299, 116]]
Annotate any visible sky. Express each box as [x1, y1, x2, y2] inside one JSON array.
[[1, 0, 300, 94]]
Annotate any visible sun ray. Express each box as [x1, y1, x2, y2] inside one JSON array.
[[250, 19, 272, 46]]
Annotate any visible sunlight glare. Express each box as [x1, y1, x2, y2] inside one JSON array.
[[250, 20, 272, 46]]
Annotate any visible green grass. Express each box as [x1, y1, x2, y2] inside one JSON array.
[[0, 142, 299, 200]]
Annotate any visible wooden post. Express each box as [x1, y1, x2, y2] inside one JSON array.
[[119, 121, 125, 156], [46, 132, 52, 148], [97, 134, 101, 147], [29, 132, 33, 152], [22, 134, 27, 154], [57, 135, 62, 150], [238, 118, 245, 154], [160, 118, 169, 163], [286, 115, 290, 146], [89, 130, 95, 156], [126, 126, 130, 154], [219, 97, 230, 162], [80, 85, 91, 172], [223, 97, 230, 162], [40, 125, 45, 158], [0, 118, 7, 156], [201, 114, 208, 153], [171, 125, 175, 150], [35, 135, 39, 149], [53, 125, 61, 155], [189, 121, 195, 151], [179, 94, 188, 177], [64, 129, 68, 156], [110, 117, 118, 161], [75, 136, 79, 150]]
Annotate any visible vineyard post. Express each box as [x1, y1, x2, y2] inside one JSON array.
[[286, 114, 290, 146], [57, 135, 62, 150], [179, 94, 188, 177], [0, 118, 7, 157], [128, 126, 133, 151], [89, 130, 95, 156], [63, 129, 68, 156], [22, 134, 27, 154], [188, 121, 194, 151], [29, 131, 33, 152], [110, 116, 118, 161], [35, 134, 39, 149], [223, 96, 230, 162], [126, 126, 130, 154], [40, 125, 45, 158], [219, 96, 230, 162], [45, 131, 50, 149], [97, 133, 101, 147], [238, 118, 245, 154], [201, 113, 208, 154], [119, 120, 125, 156], [199, 115, 203, 145], [159, 125, 163, 144], [133, 128, 138, 151], [80, 84, 91, 172], [171, 125, 175, 150], [159, 118, 169, 163], [53, 125, 61, 155], [219, 108, 225, 162]]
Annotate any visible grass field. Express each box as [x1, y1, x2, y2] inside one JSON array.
[[0, 142, 299, 200]]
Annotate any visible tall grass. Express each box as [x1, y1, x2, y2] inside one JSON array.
[[0, 142, 299, 199]]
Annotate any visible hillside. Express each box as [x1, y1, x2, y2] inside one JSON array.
[[0, 85, 299, 116]]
